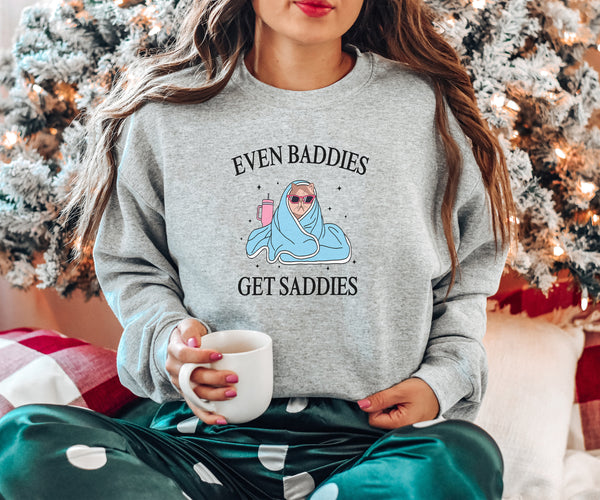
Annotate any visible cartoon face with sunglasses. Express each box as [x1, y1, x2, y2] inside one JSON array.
[[286, 183, 316, 219]]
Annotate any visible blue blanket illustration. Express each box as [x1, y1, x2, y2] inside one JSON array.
[[246, 181, 351, 264]]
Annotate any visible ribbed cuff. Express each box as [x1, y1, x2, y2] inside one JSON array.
[[411, 356, 474, 417]]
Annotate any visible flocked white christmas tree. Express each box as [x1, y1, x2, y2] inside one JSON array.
[[0, 0, 599, 304]]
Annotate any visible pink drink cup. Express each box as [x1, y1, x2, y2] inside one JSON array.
[[257, 199, 274, 226]]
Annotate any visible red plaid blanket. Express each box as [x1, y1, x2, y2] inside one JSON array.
[[0, 328, 137, 418]]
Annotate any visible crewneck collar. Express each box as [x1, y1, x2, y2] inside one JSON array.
[[231, 44, 373, 109]]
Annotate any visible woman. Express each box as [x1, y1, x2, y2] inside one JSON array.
[[0, 0, 517, 498]]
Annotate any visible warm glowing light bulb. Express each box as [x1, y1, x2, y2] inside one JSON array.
[[553, 245, 565, 257], [581, 286, 589, 311], [579, 181, 597, 194], [555, 148, 567, 159], [32, 84, 43, 93], [563, 31, 577, 44], [491, 94, 505, 109], [2, 131, 18, 147], [506, 100, 520, 111], [472, 0, 485, 9], [593, 214, 600, 224], [148, 25, 161, 36]]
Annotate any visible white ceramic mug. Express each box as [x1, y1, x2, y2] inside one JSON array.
[[178, 330, 273, 424]]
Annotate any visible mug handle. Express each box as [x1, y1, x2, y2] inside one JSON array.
[[178, 363, 218, 413], [257, 205, 262, 221]]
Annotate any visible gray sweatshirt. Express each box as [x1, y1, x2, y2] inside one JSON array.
[[93, 44, 509, 421]]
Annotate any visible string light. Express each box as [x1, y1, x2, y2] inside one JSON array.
[[491, 93, 505, 110], [555, 148, 567, 159], [579, 180, 597, 195], [148, 24, 162, 36], [32, 84, 43, 93], [593, 214, 600, 225], [472, 0, 485, 9], [1, 131, 18, 147], [563, 31, 577, 44], [49, 128, 58, 135], [576, 182, 597, 205], [505, 100, 520, 112], [581, 286, 589, 311], [553, 245, 565, 257]]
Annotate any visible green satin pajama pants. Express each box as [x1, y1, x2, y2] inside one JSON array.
[[0, 398, 503, 499]]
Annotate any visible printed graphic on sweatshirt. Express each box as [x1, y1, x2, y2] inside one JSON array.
[[246, 180, 351, 265]]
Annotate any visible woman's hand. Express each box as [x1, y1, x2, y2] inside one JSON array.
[[357, 378, 440, 430], [166, 318, 239, 425]]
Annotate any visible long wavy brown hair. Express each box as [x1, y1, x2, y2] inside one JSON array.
[[62, 0, 517, 296]]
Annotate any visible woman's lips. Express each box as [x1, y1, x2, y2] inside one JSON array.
[[294, 1, 334, 17]]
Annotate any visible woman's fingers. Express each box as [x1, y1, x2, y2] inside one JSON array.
[[176, 318, 208, 346], [183, 395, 228, 426], [168, 324, 221, 365], [190, 367, 239, 387], [167, 359, 237, 390], [190, 377, 237, 402], [166, 319, 239, 424]]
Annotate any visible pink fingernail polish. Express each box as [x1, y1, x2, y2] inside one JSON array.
[[209, 352, 223, 361], [358, 399, 371, 409], [225, 390, 237, 398], [225, 375, 238, 383], [187, 338, 199, 348], [216, 418, 227, 425]]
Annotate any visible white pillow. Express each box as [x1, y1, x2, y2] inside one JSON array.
[[475, 310, 585, 500]]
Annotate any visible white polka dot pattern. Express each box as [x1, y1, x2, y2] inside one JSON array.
[[193, 461, 223, 485], [258, 444, 289, 471], [177, 416, 199, 434], [412, 417, 445, 428], [286, 397, 309, 413], [66, 444, 107, 470], [310, 482, 339, 500], [283, 471, 316, 500]]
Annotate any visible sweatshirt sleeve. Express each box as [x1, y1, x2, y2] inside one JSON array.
[[411, 159, 509, 421], [93, 111, 199, 402]]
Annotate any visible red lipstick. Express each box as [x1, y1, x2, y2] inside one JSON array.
[[294, 0, 334, 17]]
